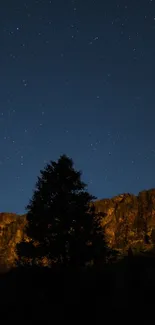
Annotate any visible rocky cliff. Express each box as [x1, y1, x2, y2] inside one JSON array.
[[0, 213, 27, 271], [1, 188, 155, 270], [95, 188, 155, 253]]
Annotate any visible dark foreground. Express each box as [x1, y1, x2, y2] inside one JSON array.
[[0, 255, 155, 321]]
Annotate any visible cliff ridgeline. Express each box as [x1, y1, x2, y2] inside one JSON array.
[[1, 188, 155, 271]]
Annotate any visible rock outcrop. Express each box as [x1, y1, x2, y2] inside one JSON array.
[[0, 213, 27, 271], [1, 188, 155, 270], [94, 188, 155, 253]]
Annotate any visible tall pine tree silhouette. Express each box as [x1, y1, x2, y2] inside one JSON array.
[[17, 154, 107, 267]]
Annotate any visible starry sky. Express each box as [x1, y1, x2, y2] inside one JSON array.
[[0, 0, 155, 214]]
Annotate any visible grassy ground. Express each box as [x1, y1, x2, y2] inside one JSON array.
[[0, 256, 155, 321]]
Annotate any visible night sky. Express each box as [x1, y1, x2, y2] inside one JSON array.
[[0, 0, 155, 214]]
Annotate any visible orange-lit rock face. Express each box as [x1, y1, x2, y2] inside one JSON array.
[[94, 189, 155, 252], [0, 213, 27, 271], [1, 188, 155, 270]]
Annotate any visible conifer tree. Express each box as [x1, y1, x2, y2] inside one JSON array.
[[17, 154, 107, 267]]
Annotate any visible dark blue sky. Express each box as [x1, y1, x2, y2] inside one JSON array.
[[0, 0, 155, 214]]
